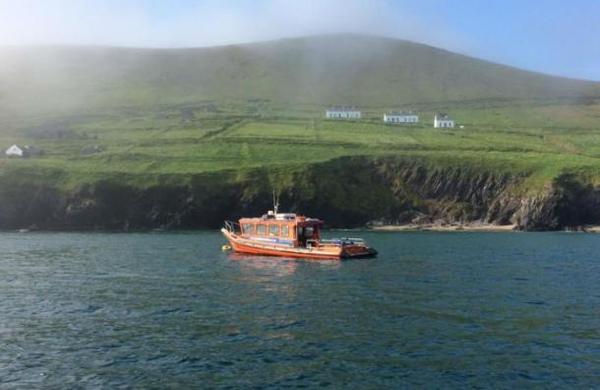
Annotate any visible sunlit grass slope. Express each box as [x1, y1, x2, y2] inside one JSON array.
[[1, 98, 600, 192]]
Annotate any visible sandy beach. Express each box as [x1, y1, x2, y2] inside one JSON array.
[[370, 223, 518, 232]]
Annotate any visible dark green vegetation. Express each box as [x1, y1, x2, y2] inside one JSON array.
[[1, 35, 600, 230]]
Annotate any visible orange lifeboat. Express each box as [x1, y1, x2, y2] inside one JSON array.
[[221, 210, 377, 260]]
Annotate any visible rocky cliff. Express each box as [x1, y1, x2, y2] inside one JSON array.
[[1, 156, 599, 231]]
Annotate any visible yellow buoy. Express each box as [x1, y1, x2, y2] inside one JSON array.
[[221, 244, 232, 251]]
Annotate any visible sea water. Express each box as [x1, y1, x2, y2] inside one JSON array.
[[1, 231, 600, 387]]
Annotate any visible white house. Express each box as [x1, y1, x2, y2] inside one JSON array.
[[5, 144, 43, 158], [383, 112, 419, 124], [325, 106, 361, 120], [5, 144, 24, 157], [434, 113, 455, 128]]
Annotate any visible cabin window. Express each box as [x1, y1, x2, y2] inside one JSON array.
[[257, 224, 267, 235], [269, 224, 280, 236], [242, 223, 254, 234], [304, 226, 314, 238], [281, 225, 289, 237]]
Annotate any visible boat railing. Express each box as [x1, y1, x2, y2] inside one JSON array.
[[318, 237, 367, 246], [224, 220, 241, 234], [342, 237, 367, 242]]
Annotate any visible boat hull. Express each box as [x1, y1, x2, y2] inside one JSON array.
[[221, 229, 376, 260]]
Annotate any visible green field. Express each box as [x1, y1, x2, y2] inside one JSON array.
[[1, 35, 600, 198], [2, 97, 600, 192]]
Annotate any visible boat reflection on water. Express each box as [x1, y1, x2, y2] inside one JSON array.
[[228, 252, 299, 276], [228, 252, 341, 277]]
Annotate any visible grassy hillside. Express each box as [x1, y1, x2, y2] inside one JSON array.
[[1, 34, 599, 116]]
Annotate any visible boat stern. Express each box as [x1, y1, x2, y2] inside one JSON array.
[[341, 244, 378, 258]]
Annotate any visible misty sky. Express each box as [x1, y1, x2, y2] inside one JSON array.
[[1, 0, 599, 80]]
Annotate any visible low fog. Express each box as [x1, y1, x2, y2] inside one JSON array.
[[0, 0, 467, 52]]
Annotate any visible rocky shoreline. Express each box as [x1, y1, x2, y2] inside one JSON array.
[[370, 223, 600, 232], [8, 223, 600, 234]]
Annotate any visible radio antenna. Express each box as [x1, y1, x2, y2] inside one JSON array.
[[272, 189, 280, 215]]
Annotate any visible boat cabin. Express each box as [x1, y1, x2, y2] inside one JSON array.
[[239, 211, 323, 248]]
